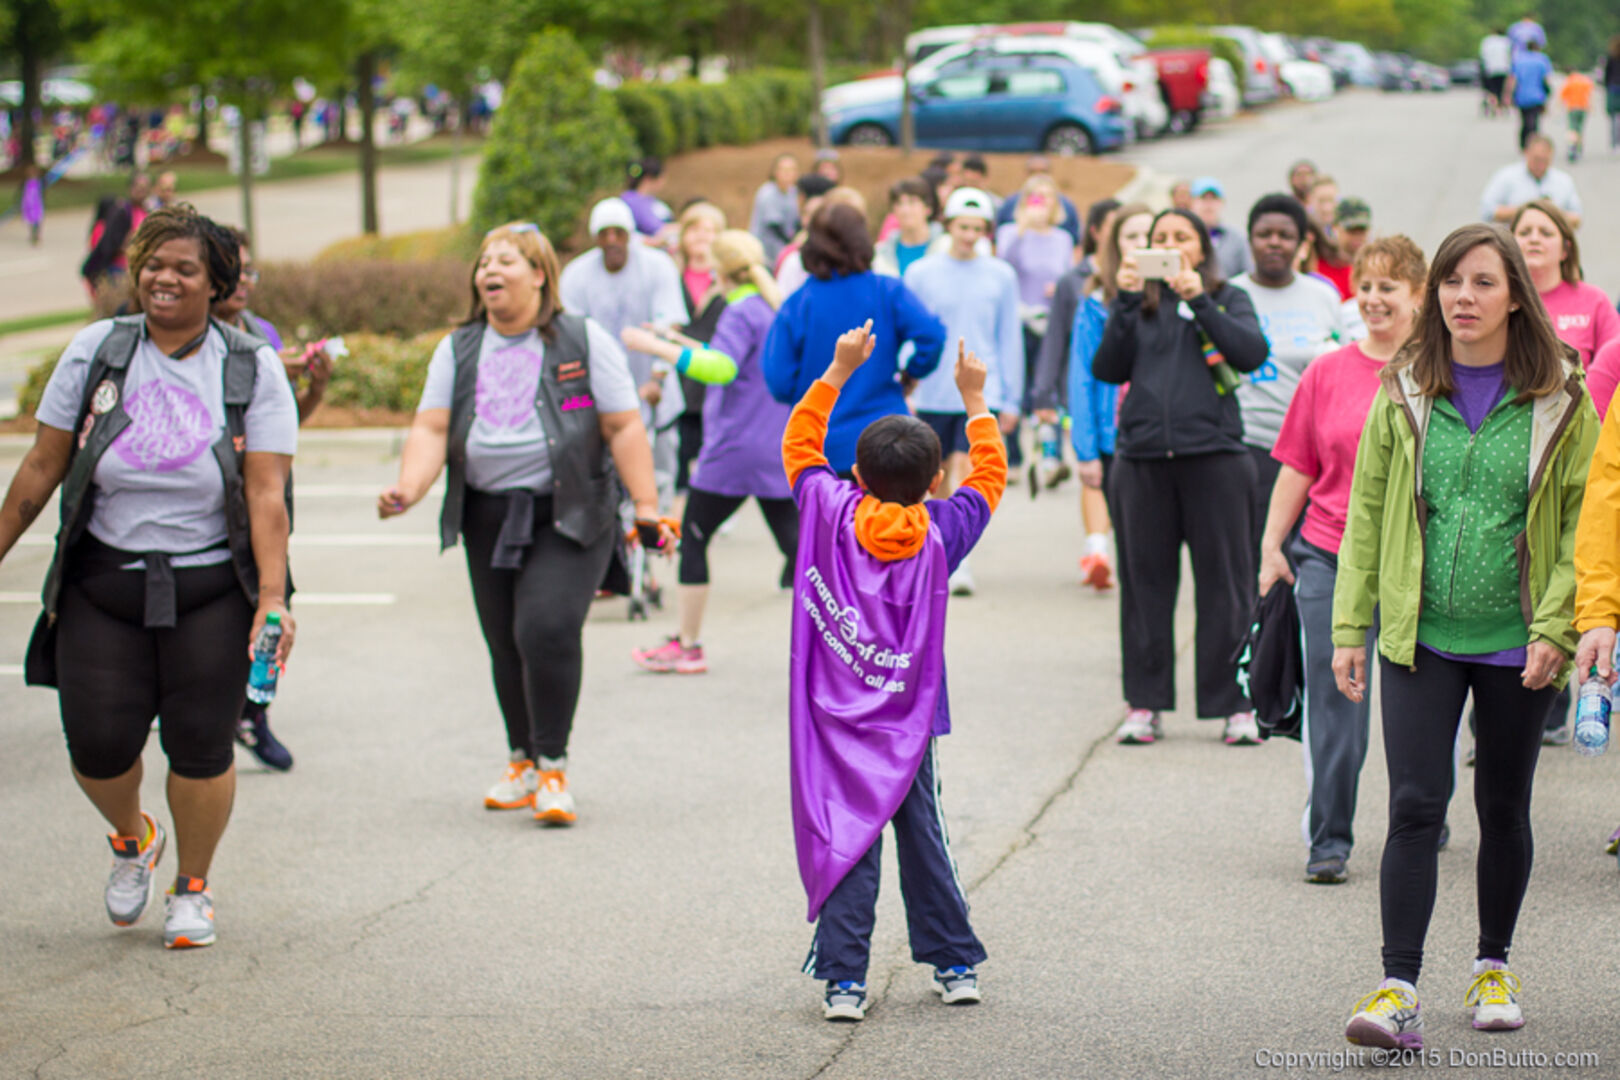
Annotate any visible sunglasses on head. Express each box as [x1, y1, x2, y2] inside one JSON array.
[[487, 223, 540, 238]]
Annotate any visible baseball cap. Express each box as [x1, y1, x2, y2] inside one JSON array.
[[1191, 177, 1224, 199], [588, 197, 636, 236], [943, 186, 996, 224], [1335, 197, 1372, 230]]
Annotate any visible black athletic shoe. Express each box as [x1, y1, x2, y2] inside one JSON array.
[[237, 706, 294, 771]]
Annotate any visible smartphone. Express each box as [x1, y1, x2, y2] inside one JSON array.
[[635, 520, 664, 549], [1135, 249, 1183, 281]]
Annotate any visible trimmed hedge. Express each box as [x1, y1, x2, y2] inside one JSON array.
[[614, 69, 814, 160], [472, 29, 638, 242], [1147, 26, 1249, 96], [252, 257, 469, 340]]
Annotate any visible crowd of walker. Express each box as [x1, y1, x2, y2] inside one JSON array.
[[5, 54, 1620, 1042]]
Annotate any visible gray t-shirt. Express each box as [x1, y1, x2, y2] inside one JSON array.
[[37, 320, 299, 566], [558, 245, 688, 430], [1230, 273, 1346, 450], [416, 321, 638, 494]]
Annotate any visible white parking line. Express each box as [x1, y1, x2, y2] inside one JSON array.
[[0, 592, 395, 605]]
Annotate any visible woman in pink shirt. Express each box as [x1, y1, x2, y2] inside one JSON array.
[[1510, 199, 1620, 369], [1257, 236, 1427, 885]]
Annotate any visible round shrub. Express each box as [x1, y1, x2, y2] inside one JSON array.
[[471, 29, 637, 243], [615, 83, 677, 160]]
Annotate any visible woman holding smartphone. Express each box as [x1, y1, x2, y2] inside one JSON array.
[[1093, 208, 1271, 746], [377, 222, 672, 826]]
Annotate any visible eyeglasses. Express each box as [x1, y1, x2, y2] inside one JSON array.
[[487, 223, 540, 237]]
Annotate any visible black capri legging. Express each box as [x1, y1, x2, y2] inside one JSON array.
[[57, 558, 253, 780], [462, 489, 616, 762], [1377, 650, 1553, 984], [679, 487, 799, 588]]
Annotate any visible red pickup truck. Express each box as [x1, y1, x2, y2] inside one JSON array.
[[1142, 48, 1212, 132]]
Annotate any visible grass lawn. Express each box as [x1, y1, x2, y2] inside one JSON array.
[[0, 308, 93, 337], [4, 136, 483, 215]]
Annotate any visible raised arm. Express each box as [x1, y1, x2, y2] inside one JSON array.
[[783, 321, 874, 487]]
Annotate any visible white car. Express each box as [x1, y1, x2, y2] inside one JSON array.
[[1261, 33, 1335, 101], [823, 33, 1168, 140], [1204, 57, 1241, 118]]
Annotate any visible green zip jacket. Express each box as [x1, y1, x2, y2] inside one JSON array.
[[1331, 361, 1597, 688]]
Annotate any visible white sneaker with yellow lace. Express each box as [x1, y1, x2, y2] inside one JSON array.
[[1466, 960, 1524, 1031], [1345, 979, 1423, 1049]]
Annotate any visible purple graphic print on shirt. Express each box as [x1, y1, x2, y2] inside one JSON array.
[[475, 343, 543, 429], [112, 380, 215, 472]]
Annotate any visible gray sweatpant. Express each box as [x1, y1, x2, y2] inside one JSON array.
[[1293, 535, 1374, 864]]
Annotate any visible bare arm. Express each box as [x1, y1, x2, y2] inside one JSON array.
[[377, 409, 449, 517], [244, 450, 295, 663], [0, 425, 73, 565], [1258, 465, 1313, 596], [599, 408, 660, 521]]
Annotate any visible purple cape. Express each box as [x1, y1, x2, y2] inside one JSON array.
[[789, 472, 949, 920]]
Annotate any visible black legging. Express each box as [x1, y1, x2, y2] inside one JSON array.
[[462, 489, 616, 761], [1108, 452, 1256, 716], [57, 558, 252, 780], [679, 487, 799, 588], [1378, 650, 1553, 984], [1518, 104, 1544, 149]]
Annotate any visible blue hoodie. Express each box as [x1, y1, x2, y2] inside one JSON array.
[[763, 270, 946, 471]]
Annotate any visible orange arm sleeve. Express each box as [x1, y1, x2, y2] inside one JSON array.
[[783, 379, 840, 488], [960, 414, 1008, 513]]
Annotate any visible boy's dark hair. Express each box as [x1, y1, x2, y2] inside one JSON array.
[[856, 415, 941, 505], [928, 151, 955, 171], [1083, 197, 1121, 256], [1247, 193, 1308, 239], [889, 176, 938, 218], [627, 156, 662, 189], [960, 154, 988, 176], [797, 174, 836, 200]]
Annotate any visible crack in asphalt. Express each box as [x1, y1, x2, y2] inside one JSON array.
[[342, 859, 472, 956]]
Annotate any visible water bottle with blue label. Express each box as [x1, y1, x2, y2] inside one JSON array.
[[1038, 422, 1061, 462], [1574, 666, 1611, 757], [246, 612, 283, 705]]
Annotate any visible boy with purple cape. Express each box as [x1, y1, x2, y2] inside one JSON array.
[[784, 321, 1006, 1022]]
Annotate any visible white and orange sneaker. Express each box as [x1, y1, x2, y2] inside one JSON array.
[[1079, 552, 1114, 591], [106, 812, 166, 927], [533, 757, 577, 826], [163, 875, 216, 949], [485, 751, 539, 810]]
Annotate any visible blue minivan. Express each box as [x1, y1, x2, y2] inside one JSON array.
[[826, 55, 1128, 155]]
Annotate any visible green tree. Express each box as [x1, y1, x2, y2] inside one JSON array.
[[1, 0, 81, 169], [471, 28, 634, 243]]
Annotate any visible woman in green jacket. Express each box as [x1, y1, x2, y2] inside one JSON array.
[[1330, 224, 1596, 1050]]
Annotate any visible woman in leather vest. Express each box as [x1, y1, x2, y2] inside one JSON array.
[[378, 222, 671, 826], [0, 205, 299, 949]]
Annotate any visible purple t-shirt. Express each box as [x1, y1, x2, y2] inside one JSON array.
[[694, 293, 793, 499], [994, 224, 1074, 312], [619, 189, 667, 237], [1427, 359, 1525, 667]]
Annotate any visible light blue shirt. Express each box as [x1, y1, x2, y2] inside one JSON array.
[[903, 253, 1025, 415]]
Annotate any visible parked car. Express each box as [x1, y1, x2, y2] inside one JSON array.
[[825, 54, 1128, 155], [1376, 51, 1419, 92], [1142, 47, 1212, 131], [1323, 41, 1380, 88], [1210, 25, 1282, 105], [1262, 33, 1335, 101], [1296, 37, 1350, 87], [1448, 60, 1480, 85], [1204, 56, 1241, 118], [823, 32, 1166, 142], [1413, 62, 1452, 91]]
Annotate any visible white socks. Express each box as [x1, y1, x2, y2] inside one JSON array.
[[1084, 533, 1110, 557]]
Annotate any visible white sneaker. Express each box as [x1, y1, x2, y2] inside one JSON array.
[[1466, 961, 1524, 1030], [949, 562, 975, 597], [1115, 709, 1161, 744], [485, 750, 538, 810], [105, 813, 166, 927], [1223, 712, 1261, 745], [533, 756, 577, 826], [163, 877, 216, 949], [1346, 979, 1423, 1049]]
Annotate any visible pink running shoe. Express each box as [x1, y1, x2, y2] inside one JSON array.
[[632, 637, 707, 674]]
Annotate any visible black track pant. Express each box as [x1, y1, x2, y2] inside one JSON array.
[[462, 490, 616, 761], [1518, 104, 1544, 149], [678, 487, 799, 588], [1108, 451, 1256, 717], [1377, 651, 1552, 984], [58, 560, 252, 780]]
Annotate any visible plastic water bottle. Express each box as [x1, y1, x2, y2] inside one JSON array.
[[246, 613, 283, 705], [1037, 422, 1061, 461], [1574, 668, 1611, 757]]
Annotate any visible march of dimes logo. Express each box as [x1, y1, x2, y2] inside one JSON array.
[[113, 381, 215, 472], [800, 564, 912, 694]]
